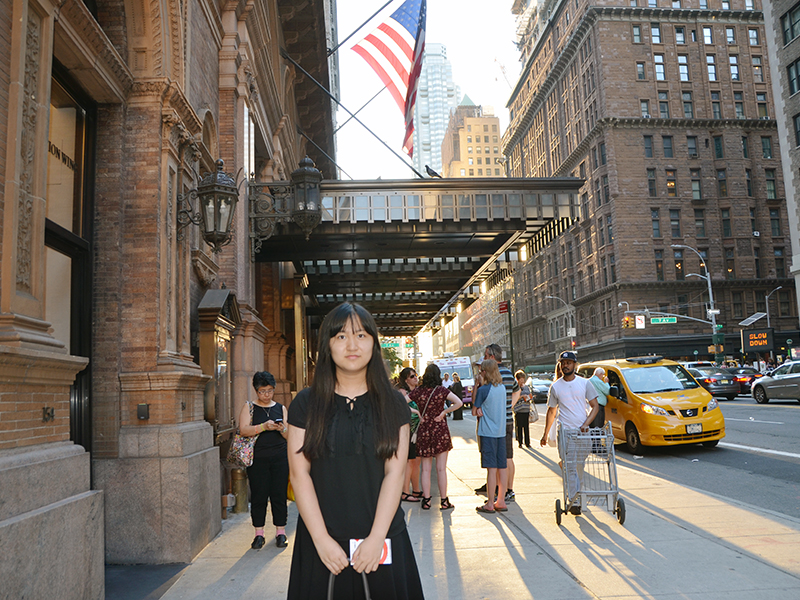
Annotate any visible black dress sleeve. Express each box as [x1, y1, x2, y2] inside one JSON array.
[[288, 387, 312, 429]]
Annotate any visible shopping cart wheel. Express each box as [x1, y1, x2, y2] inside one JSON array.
[[615, 498, 626, 525], [555, 499, 562, 525]]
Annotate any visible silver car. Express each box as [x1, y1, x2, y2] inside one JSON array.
[[751, 361, 800, 404]]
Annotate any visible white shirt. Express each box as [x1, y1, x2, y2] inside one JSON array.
[[547, 376, 598, 429], [442, 378, 453, 389]]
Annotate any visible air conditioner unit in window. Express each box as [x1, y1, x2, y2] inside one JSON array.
[[689, 152, 698, 158], [753, 231, 760, 237], [644, 114, 651, 118], [760, 116, 770, 120]]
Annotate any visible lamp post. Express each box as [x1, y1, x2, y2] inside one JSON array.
[[671, 244, 720, 362], [546, 295, 574, 349], [177, 159, 239, 253]]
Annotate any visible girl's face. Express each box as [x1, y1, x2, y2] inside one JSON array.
[[329, 317, 374, 376], [405, 372, 418, 389]]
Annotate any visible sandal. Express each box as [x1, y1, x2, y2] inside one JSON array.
[[421, 496, 432, 510], [401, 492, 421, 502], [475, 505, 495, 513], [412, 490, 423, 499], [440, 497, 454, 510]]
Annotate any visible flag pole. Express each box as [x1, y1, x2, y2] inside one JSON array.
[[333, 86, 387, 134], [327, 0, 395, 57], [295, 125, 354, 180], [280, 48, 425, 179]]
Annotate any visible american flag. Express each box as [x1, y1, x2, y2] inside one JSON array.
[[352, 0, 426, 157]]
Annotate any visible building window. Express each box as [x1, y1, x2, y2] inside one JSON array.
[[749, 28, 759, 45], [581, 192, 589, 220], [599, 143, 607, 165], [751, 56, 763, 83], [595, 178, 602, 206], [651, 23, 662, 44], [788, 59, 800, 95], [469, 169, 474, 176], [746, 169, 753, 196], [762, 136, 773, 159], [722, 208, 731, 237], [691, 169, 702, 199], [644, 135, 653, 157], [602, 175, 610, 203], [770, 207, 781, 235], [726, 248, 735, 279], [655, 54, 665, 80], [742, 135, 749, 158], [610, 254, 617, 283], [695, 209, 706, 237], [648, 169, 657, 197], [766, 169, 777, 199], [655, 250, 664, 280], [726, 27, 736, 44], [688, 136, 698, 156], [729, 55, 739, 81], [659, 92, 670, 118], [641, 99, 651, 117], [703, 26, 713, 44], [652, 208, 661, 237], [637, 62, 646, 79], [734, 92, 745, 119], [779, 290, 793, 316], [775, 248, 786, 278], [592, 147, 598, 169], [711, 92, 721, 119], [633, 24, 642, 43], [673, 0, 681, 7], [460, 169, 466, 176], [598, 219, 605, 246], [733, 292, 744, 318], [683, 92, 693, 118], [478, 169, 483, 175], [714, 136, 724, 159], [468, 158, 473, 165], [746, 0, 753, 8], [468, 146, 473, 153], [757, 92, 768, 118], [666, 169, 677, 196], [782, 4, 800, 45], [755, 247, 761, 279], [607, 216, 614, 243], [670, 209, 681, 237], [699, 0, 707, 7], [722, 0, 730, 9], [794, 114, 800, 146], [678, 55, 690, 81], [674, 249, 685, 280], [750, 207, 757, 232], [707, 55, 717, 81], [602, 257, 608, 286], [467, 136, 472, 143], [675, 27, 685, 44], [718, 170, 728, 196], [663, 136, 673, 158], [678, 294, 689, 316]]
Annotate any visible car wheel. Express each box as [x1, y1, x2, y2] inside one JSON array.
[[702, 439, 719, 448], [753, 386, 769, 404], [625, 423, 643, 454]]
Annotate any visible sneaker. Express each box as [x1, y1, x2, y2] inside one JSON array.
[[251, 535, 265, 550], [474, 483, 487, 494], [505, 490, 515, 503], [569, 505, 582, 516]]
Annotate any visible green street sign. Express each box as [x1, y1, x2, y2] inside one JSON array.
[[380, 342, 400, 348], [715, 324, 723, 330], [788, 339, 793, 345], [650, 317, 677, 324]]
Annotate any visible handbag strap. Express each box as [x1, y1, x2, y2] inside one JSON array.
[[419, 386, 438, 421], [327, 571, 371, 600]]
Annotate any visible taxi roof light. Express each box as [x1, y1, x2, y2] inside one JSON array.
[[625, 356, 664, 365]]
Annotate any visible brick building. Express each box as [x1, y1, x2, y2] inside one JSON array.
[[441, 97, 505, 178], [503, 0, 798, 367], [0, 0, 337, 596]]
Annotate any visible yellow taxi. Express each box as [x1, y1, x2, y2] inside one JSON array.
[[576, 356, 725, 453]]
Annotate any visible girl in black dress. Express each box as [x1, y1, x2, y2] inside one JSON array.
[[287, 302, 424, 599]]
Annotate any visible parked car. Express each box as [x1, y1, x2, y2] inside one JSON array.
[[751, 361, 800, 404], [526, 378, 552, 403], [577, 356, 725, 453], [681, 361, 716, 369], [687, 367, 741, 401], [726, 367, 763, 394]]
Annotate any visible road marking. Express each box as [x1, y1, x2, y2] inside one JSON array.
[[725, 417, 785, 424], [720, 442, 800, 458]]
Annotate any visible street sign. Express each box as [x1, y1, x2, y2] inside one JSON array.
[[635, 315, 645, 329], [788, 339, 794, 345], [715, 324, 723, 330], [498, 300, 509, 314], [650, 316, 677, 324], [567, 327, 576, 337], [708, 308, 721, 316], [380, 342, 400, 348]]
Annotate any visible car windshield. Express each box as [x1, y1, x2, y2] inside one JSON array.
[[694, 367, 732, 376], [621, 364, 700, 393]]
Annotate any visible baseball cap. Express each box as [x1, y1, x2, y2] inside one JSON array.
[[558, 351, 578, 362]]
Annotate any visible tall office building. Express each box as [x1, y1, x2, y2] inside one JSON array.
[[502, 0, 797, 367], [413, 43, 460, 175], [441, 96, 505, 178]]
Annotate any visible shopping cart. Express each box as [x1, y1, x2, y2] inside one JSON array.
[[554, 422, 625, 525]]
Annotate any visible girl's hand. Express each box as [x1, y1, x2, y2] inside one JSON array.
[[434, 411, 446, 422], [351, 535, 384, 574], [315, 535, 349, 575]]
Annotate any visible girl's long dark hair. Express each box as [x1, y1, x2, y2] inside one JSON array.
[[301, 302, 405, 460], [395, 367, 416, 393], [419, 363, 442, 389]]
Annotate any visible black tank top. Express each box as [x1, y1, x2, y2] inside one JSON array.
[[251, 402, 287, 458]]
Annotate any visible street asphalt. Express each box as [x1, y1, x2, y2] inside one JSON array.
[[106, 414, 800, 600]]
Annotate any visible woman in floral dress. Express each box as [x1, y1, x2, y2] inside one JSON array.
[[408, 363, 463, 510]]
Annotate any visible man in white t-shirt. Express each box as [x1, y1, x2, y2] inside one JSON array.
[[442, 372, 453, 389], [540, 351, 599, 515]]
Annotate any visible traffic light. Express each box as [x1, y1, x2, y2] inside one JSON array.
[[622, 316, 632, 328], [571, 339, 577, 349]]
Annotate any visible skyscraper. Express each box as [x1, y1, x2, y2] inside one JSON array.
[[413, 43, 460, 174], [441, 96, 505, 178]]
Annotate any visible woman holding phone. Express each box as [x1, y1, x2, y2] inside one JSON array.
[[287, 302, 424, 599]]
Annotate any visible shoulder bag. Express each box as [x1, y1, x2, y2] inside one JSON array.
[[528, 400, 540, 423], [411, 386, 437, 444], [328, 571, 371, 600], [227, 401, 258, 468]]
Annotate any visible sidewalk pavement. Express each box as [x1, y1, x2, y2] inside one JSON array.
[[108, 415, 800, 600]]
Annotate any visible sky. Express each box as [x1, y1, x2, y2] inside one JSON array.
[[333, 0, 522, 180]]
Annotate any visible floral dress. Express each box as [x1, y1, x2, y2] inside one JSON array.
[[409, 385, 453, 457]]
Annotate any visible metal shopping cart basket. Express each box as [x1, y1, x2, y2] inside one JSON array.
[[555, 422, 625, 525]]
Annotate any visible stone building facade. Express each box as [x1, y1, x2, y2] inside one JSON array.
[[503, 0, 798, 367], [0, 0, 337, 596], [441, 98, 505, 178]]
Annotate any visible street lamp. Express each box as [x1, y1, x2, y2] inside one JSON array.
[[546, 295, 575, 348], [177, 159, 239, 253], [672, 244, 720, 362], [765, 286, 782, 329], [618, 301, 629, 312]]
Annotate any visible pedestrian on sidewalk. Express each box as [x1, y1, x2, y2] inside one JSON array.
[[409, 363, 463, 510], [237, 371, 289, 550], [474, 359, 509, 513], [396, 367, 423, 503], [450, 373, 465, 420], [480, 344, 517, 503], [286, 302, 424, 599], [540, 351, 599, 515], [588, 367, 610, 429], [511, 370, 532, 448]]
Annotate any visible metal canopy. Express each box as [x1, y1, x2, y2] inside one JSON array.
[[251, 177, 583, 336]]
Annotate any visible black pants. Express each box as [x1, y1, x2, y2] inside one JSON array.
[[246, 452, 289, 528], [514, 412, 530, 447], [589, 405, 606, 429]]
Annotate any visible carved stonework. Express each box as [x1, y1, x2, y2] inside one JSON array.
[[130, 79, 170, 98], [192, 249, 218, 288], [16, 13, 41, 294]]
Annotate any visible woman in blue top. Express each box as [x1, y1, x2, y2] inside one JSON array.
[[473, 359, 509, 513]]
